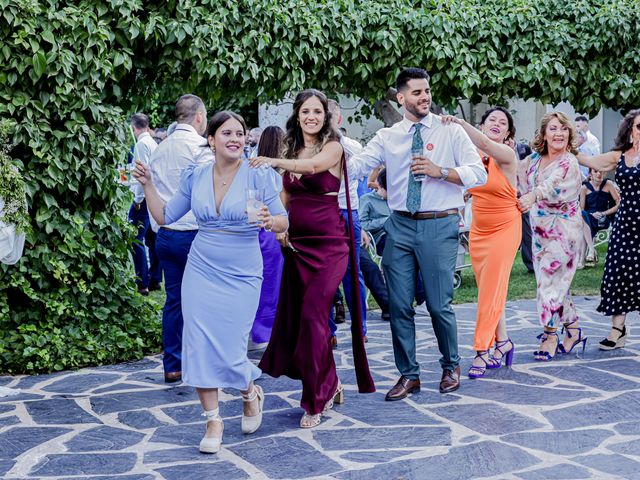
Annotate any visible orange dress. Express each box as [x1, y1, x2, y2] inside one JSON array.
[[469, 154, 521, 351]]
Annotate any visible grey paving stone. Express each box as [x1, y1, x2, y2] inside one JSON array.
[[405, 385, 463, 404], [332, 392, 442, 426], [58, 476, 155, 480], [25, 398, 100, 425], [460, 435, 480, 443], [0, 404, 15, 414], [0, 459, 14, 476], [313, 426, 450, 451], [459, 381, 597, 406], [573, 453, 640, 477], [340, 450, 417, 463], [502, 429, 612, 455], [335, 440, 540, 479], [29, 453, 137, 476], [431, 403, 544, 435], [125, 372, 166, 385], [94, 357, 161, 372], [93, 382, 155, 394], [155, 462, 248, 480], [161, 395, 290, 425], [613, 421, 640, 435], [334, 420, 355, 427], [144, 446, 221, 464], [90, 386, 198, 415], [531, 365, 640, 391], [477, 368, 553, 385], [228, 437, 342, 479], [0, 415, 20, 427], [42, 373, 121, 394], [253, 374, 302, 393], [587, 358, 640, 376], [118, 410, 169, 430], [607, 438, 640, 456], [0, 393, 43, 403], [544, 392, 640, 429], [0, 427, 71, 459], [516, 463, 593, 480], [151, 409, 300, 448], [0, 377, 12, 386], [14, 372, 67, 389], [64, 426, 145, 452]]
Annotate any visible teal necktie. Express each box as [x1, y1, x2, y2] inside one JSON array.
[[406, 123, 423, 214]]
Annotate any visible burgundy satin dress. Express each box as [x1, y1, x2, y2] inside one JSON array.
[[259, 169, 374, 415]]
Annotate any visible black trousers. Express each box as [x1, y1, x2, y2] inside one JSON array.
[[520, 213, 534, 272]]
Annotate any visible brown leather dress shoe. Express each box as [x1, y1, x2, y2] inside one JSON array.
[[330, 336, 338, 349], [164, 371, 182, 383], [385, 376, 420, 401], [439, 367, 461, 393]]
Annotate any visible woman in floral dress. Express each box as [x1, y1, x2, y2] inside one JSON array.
[[518, 112, 585, 361]]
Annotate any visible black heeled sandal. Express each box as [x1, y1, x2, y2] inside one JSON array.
[[599, 325, 627, 351]]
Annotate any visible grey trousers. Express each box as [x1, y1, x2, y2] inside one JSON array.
[[382, 212, 460, 378]]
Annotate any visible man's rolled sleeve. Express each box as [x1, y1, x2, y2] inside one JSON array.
[[451, 126, 487, 189]]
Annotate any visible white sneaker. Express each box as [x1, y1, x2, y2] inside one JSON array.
[[415, 302, 430, 317]]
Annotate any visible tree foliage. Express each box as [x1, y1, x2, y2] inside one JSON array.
[[1, 0, 638, 373]]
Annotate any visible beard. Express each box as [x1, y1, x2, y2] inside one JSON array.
[[404, 101, 430, 119]]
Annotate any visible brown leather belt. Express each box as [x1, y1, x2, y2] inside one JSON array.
[[394, 209, 459, 220]]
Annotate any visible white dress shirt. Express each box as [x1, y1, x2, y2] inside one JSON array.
[[131, 131, 158, 204], [149, 124, 214, 231], [350, 114, 487, 212], [339, 135, 362, 210], [585, 131, 601, 155], [0, 198, 25, 265]]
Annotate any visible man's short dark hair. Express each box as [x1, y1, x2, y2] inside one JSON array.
[[175, 94, 206, 124], [396, 68, 430, 91], [575, 115, 588, 123], [131, 113, 149, 130]]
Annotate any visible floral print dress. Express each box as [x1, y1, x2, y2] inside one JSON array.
[[519, 152, 583, 327]]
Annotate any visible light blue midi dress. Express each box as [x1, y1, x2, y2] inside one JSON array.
[[164, 162, 286, 389]]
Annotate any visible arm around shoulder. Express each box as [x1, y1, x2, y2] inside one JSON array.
[[577, 150, 619, 172]]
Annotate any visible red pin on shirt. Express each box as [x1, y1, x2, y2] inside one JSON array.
[[426, 143, 434, 151]]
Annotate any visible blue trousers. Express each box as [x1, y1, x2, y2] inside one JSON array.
[[128, 200, 150, 289], [156, 228, 197, 374], [382, 213, 460, 377], [329, 210, 367, 336]]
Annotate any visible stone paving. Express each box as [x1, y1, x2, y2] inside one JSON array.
[[1, 297, 640, 479]]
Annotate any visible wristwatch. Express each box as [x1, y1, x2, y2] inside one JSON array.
[[440, 168, 449, 181]]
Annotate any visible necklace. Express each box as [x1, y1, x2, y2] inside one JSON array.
[[215, 161, 241, 187]]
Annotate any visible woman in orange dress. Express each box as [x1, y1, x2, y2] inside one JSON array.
[[442, 107, 521, 378]]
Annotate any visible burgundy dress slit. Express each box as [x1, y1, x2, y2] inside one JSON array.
[[259, 167, 375, 415]]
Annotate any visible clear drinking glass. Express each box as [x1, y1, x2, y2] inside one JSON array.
[[246, 189, 264, 224], [411, 145, 426, 182]]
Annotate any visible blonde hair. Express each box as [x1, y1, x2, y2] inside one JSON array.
[[531, 112, 577, 155]]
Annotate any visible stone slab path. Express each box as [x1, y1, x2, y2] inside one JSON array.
[[1, 297, 640, 479]]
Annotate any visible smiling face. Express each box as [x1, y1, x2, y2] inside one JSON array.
[[481, 110, 510, 143], [298, 96, 326, 137], [544, 117, 571, 153], [208, 118, 245, 161], [397, 78, 432, 122]]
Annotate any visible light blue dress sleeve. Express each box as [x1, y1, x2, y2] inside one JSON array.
[[249, 166, 287, 217], [165, 164, 198, 225]]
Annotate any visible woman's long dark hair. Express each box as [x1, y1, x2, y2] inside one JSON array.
[[612, 109, 640, 152], [257, 126, 284, 158], [283, 89, 340, 159], [480, 106, 516, 142]]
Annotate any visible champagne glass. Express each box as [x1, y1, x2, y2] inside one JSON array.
[[246, 189, 264, 224]]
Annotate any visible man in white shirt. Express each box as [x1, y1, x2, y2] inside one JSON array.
[[575, 116, 601, 156], [148, 94, 212, 383], [350, 68, 487, 399], [129, 113, 158, 296], [326, 99, 368, 347]]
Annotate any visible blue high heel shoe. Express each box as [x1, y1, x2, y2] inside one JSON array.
[[558, 320, 588, 354], [489, 338, 515, 368], [533, 331, 559, 361], [468, 350, 498, 379]]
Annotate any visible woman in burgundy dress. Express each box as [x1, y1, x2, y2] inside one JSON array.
[[251, 89, 374, 428]]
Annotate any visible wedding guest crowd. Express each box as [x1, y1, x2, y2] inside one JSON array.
[[119, 67, 639, 456]]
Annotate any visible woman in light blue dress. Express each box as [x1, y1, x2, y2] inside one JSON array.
[[133, 111, 288, 454]]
